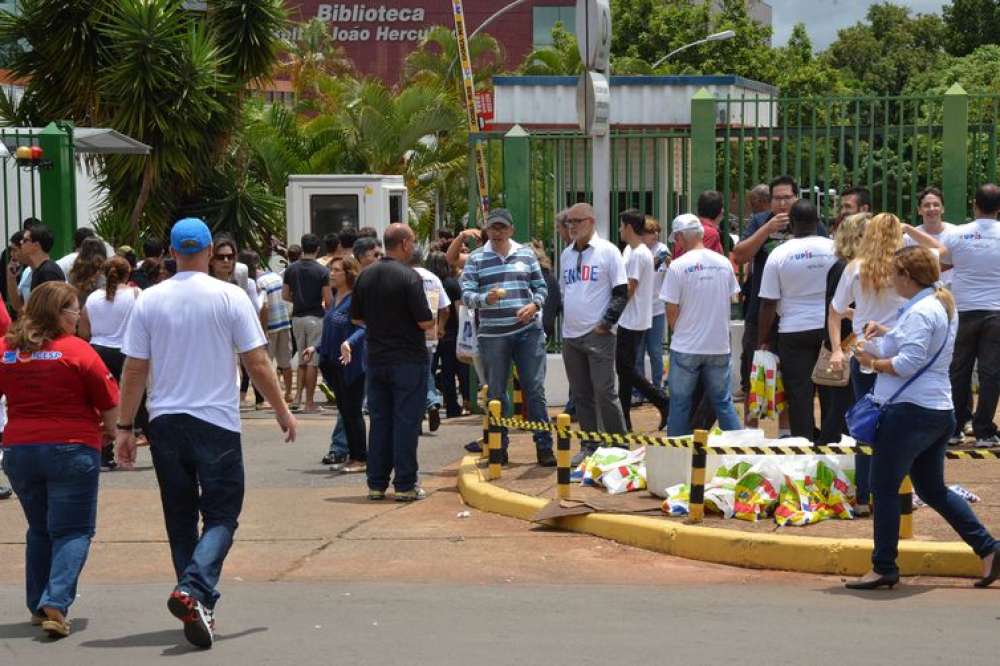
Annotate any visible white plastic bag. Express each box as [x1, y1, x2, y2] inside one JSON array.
[[456, 306, 478, 364]]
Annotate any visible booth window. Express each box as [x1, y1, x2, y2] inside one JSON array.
[[310, 194, 359, 238]]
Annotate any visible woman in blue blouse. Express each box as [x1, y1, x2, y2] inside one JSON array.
[[303, 256, 366, 472], [850, 247, 1000, 589]]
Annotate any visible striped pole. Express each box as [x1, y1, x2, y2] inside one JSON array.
[[556, 413, 571, 499], [687, 429, 708, 524], [488, 400, 503, 480], [512, 372, 524, 419], [479, 384, 489, 461], [899, 475, 914, 539]]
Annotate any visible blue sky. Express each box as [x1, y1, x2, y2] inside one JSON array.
[[767, 0, 950, 49]]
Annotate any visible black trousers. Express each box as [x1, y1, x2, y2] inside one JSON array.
[[321, 360, 367, 462], [435, 337, 467, 418], [93, 343, 148, 432], [777, 328, 826, 441], [950, 310, 1000, 439], [615, 326, 661, 430]]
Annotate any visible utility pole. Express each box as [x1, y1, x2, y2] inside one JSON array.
[[576, 0, 611, 236]]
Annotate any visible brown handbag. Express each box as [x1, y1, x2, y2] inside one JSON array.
[[811, 335, 855, 387]]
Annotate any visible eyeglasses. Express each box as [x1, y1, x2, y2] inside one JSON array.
[[772, 195, 796, 203], [214, 254, 235, 262], [565, 218, 589, 226]]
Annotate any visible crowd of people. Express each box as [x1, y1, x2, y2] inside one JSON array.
[[1, 175, 1000, 644]]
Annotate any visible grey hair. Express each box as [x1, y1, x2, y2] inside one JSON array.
[[680, 227, 704, 242], [750, 183, 771, 203]]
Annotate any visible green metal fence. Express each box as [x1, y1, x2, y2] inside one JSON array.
[[0, 127, 44, 244]]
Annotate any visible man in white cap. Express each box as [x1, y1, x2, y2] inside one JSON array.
[[661, 213, 743, 435], [116, 217, 296, 649]]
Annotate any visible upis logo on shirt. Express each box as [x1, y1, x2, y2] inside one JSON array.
[[960, 232, 982, 241], [684, 262, 704, 273], [2, 350, 63, 364], [563, 265, 601, 284], [790, 250, 814, 260]]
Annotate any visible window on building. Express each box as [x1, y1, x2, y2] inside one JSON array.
[[532, 6, 576, 48]]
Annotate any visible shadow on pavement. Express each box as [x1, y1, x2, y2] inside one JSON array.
[[821, 584, 936, 600], [80, 626, 267, 653], [0, 618, 90, 641]]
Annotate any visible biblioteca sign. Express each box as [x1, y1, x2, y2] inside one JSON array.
[[314, 3, 431, 42]]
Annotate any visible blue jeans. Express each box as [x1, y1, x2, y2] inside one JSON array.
[[327, 416, 348, 457], [148, 414, 245, 610], [871, 403, 998, 576], [850, 357, 878, 505], [666, 350, 742, 436], [367, 361, 427, 492], [2, 444, 99, 617], [426, 350, 443, 410], [478, 326, 552, 450], [634, 313, 666, 388]]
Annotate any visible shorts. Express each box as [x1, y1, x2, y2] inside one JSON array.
[[292, 316, 323, 366], [268, 328, 292, 368]]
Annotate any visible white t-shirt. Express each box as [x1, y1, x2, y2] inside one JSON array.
[[559, 232, 628, 339], [85, 286, 139, 349], [661, 248, 741, 354], [619, 243, 654, 331], [649, 241, 670, 309], [941, 219, 1000, 312], [758, 235, 837, 333], [414, 266, 450, 348], [123, 271, 267, 433], [904, 222, 955, 285], [830, 260, 905, 336], [56, 251, 78, 277]]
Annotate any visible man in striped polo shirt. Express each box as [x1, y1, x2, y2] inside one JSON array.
[[461, 208, 556, 467]]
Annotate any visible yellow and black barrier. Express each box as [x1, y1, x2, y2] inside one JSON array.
[[487, 400, 503, 480], [687, 430, 709, 523], [556, 413, 571, 499], [899, 476, 914, 539], [512, 372, 524, 419]]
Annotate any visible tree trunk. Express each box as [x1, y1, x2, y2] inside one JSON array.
[[127, 160, 155, 245]]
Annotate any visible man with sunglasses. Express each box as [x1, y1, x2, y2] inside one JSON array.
[[461, 208, 555, 467], [560, 203, 629, 464]]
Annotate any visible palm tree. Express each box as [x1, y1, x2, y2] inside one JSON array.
[[277, 18, 354, 109], [403, 25, 503, 93], [519, 23, 582, 75]]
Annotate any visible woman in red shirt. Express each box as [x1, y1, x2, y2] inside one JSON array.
[[0, 281, 119, 638]]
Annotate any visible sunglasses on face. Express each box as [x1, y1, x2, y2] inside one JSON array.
[[214, 254, 235, 262]]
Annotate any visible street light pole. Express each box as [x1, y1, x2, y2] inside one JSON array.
[[651, 30, 736, 69]]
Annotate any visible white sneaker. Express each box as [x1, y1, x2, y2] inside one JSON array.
[[974, 434, 1000, 449]]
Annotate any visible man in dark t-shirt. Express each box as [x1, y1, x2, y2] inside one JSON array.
[[283, 233, 331, 412], [21, 223, 65, 295], [350, 223, 433, 501]]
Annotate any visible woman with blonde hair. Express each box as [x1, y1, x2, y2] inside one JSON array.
[[829, 213, 941, 512], [849, 246, 1000, 589], [0, 281, 119, 636]]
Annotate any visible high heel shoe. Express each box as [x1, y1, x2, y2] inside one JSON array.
[[974, 549, 1000, 588], [845, 573, 900, 590]]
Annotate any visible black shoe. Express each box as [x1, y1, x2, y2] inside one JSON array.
[[322, 453, 348, 466], [464, 439, 483, 453], [428, 406, 441, 432], [845, 573, 899, 590], [0, 485, 11, 500], [975, 549, 1000, 588], [536, 449, 557, 467], [651, 389, 670, 431]]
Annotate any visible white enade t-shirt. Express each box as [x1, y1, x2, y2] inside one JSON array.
[[758, 235, 837, 333], [85, 286, 139, 349], [904, 222, 955, 285], [830, 260, 905, 336], [661, 248, 741, 354], [414, 266, 451, 348], [559, 232, 628, 339], [619, 243, 655, 331], [941, 219, 1000, 312], [123, 271, 267, 433]]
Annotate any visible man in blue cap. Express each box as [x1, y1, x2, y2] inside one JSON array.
[[116, 217, 296, 649]]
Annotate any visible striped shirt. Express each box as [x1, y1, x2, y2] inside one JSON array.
[[256, 271, 291, 332], [461, 239, 547, 337]]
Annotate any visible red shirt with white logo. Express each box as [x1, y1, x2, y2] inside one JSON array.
[[0, 335, 119, 449]]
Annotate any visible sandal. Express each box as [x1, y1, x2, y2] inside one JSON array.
[[341, 461, 367, 474]]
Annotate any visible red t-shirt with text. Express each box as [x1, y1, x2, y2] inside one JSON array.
[[0, 335, 119, 449], [673, 221, 724, 259]]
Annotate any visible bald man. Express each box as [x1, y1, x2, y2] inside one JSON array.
[[351, 224, 435, 500], [559, 203, 629, 464]]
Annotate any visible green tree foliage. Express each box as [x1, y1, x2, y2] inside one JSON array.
[[403, 25, 503, 93], [277, 18, 354, 109], [823, 3, 948, 96], [519, 23, 582, 75], [905, 44, 1000, 95], [942, 0, 1000, 57]]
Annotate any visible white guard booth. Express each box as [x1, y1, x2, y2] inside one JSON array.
[[285, 174, 408, 246]]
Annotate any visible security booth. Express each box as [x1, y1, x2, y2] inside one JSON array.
[[285, 174, 408, 246]]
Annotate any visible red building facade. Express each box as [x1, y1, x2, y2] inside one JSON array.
[[283, 0, 577, 84]]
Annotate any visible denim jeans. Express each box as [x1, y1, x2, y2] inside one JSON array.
[[850, 357, 878, 505], [148, 414, 245, 610], [478, 326, 553, 450], [950, 311, 1000, 439], [871, 402, 998, 576], [666, 351, 742, 436], [634, 313, 666, 388], [367, 361, 427, 492], [327, 416, 348, 458], [426, 349, 443, 410], [2, 444, 99, 617]]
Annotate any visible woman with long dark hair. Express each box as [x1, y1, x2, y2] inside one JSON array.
[[848, 247, 1000, 589], [0, 281, 119, 636], [68, 237, 108, 305]]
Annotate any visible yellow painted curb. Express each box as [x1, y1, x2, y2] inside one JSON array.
[[457, 456, 982, 577]]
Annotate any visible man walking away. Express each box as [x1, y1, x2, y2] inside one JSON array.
[[257, 263, 294, 403], [351, 223, 433, 501], [283, 233, 332, 413], [616, 209, 669, 431], [939, 184, 1000, 447], [757, 200, 837, 441], [560, 203, 629, 464], [662, 215, 743, 436], [116, 217, 296, 649], [461, 208, 555, 466]]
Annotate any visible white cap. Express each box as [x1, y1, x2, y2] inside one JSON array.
[[669, 213, 702, 242]]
